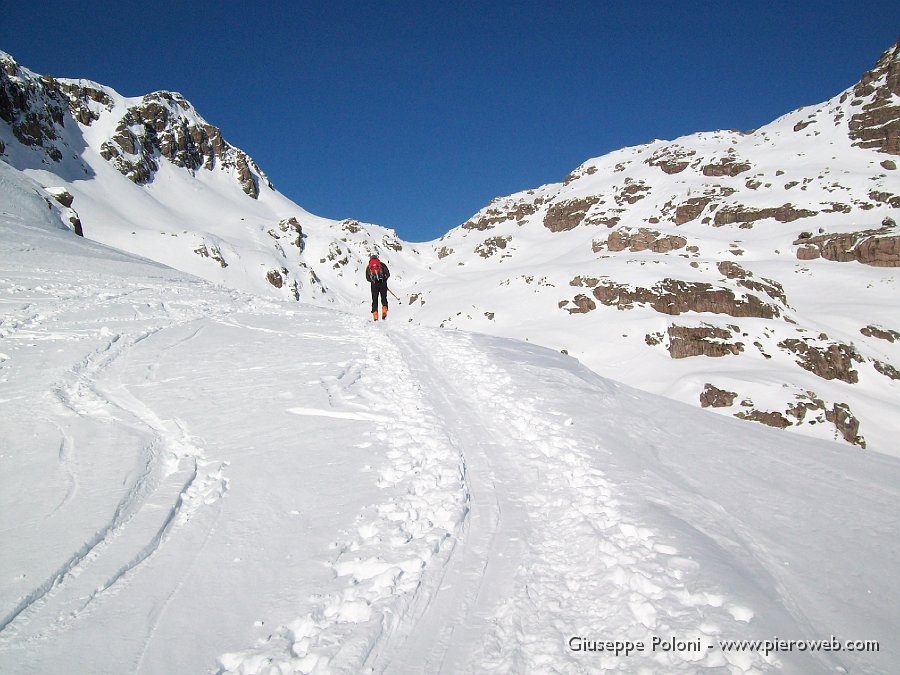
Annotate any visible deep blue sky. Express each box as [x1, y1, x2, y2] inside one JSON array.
[[2, 2, 898, 241]]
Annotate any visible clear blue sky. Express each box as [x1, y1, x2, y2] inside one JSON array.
[[2, 1, 898, 241]]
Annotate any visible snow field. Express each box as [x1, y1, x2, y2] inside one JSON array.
[[405, 329, 772, 673], [2, 204, 898, 674]]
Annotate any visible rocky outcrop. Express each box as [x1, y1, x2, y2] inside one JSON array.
[[475, 235, 512, 258], [0, 53, 269, 199], [874, 360, 900, 381], [795, 225, 900, 267], [701, 155, 751, 177], [564, 294, 597, 314], [266, 269, 285, 288], [826, 403, 866, 447], [194, 244, 227, 268], [667, 325, 744, 358], [585, 277, 782, 318], [717, 261, 787, 305], [700, 383, 738, 408], [646, 145, 696, 174], [606, 227, 687, 253], [715, 203, 818, 226], [98, 92, 268, 198], [665, 186, 736, 225], [0, 54, 69, 162], [462, 198, 542, 230], [735, 409, 792, 429], [861, 324, 900, 342], [848, 39, 900, 155], [777, 338, 862, 383], [543, 196, 601, 232]]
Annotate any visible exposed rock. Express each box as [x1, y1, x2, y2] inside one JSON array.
[[463, 198, 542, 230], [563, 165, 598, 184], [94, 92, 269, 197], [475, 235, 512, 258], [778, 338, 862, 383], [646, 144, 696, 174], [278, 217, 305, 251], [735, 409, 792, 429], [590, 278, 782, 318], [701, 156, 751, 177], [793, 225, 900, 266], [606, 227, 687, 253], [700, 383, 738, 408], [668, 324, 744, 359], [46, 188, 74, 207], [565, 294, 597, 314], [667, 187, 736, 225], [848, 39, 900, 155], [436, 246, 453, 259], [882, 160, 897, 170], [615, 179, 651, 205], [543, 196, 601, 232], [825, 403, 866, 448], [266, 269, 284, 288], [715, 203, 818, 226], [194, 244, 227, 268], [874, 360, 900, 380], [861, 324, 900, 342], [717, 261, 787, 305]]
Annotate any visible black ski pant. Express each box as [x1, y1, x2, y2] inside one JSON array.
[[370, 281, 388, 313]]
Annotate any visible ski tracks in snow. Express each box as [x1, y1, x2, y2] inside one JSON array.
[[219, 318, 470, 674], [400, 328, 773, 673], [0, 280, 231, 651], [220, 323, 771, 674]]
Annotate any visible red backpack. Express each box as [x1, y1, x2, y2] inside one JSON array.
[[368, 258, 384, 282]]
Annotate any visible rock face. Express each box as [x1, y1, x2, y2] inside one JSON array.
[[668, 325, 744, 358], [848, 39, 900, 155], [606, 227, 687, 253], [700, 384, 738, 408], [584, 278, 782, 319], [543, 196, 601, 232], [777, 338, 862, 384], [794, 225, 900, 267]]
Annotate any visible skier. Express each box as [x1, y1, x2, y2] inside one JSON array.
[[365, 254, 390, 321]]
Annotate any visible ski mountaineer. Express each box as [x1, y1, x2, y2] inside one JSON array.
[[365, 254, 391, 321]]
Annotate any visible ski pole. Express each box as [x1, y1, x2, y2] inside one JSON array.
[[387, 287, 401, 301]]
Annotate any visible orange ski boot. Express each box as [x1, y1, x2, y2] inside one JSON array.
[[382, 306, 388, 320], [372, 311, 379, 321]]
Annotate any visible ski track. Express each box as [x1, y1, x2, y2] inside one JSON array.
[[407, 328, 774, 673], [218, 318, 471, 675], [218, 323, 773, 674], [0, 276, 233, 651]]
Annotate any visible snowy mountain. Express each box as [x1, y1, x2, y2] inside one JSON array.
[[1, 41, 899, 455], [1, 161, 898, 674], [403, 39, 900, 455], [0, 50, 416, 304]]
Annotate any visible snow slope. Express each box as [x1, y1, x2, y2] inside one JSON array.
[[1, 161, 898, 674]]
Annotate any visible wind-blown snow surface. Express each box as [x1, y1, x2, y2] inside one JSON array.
[[2, 166, 899, 674]]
